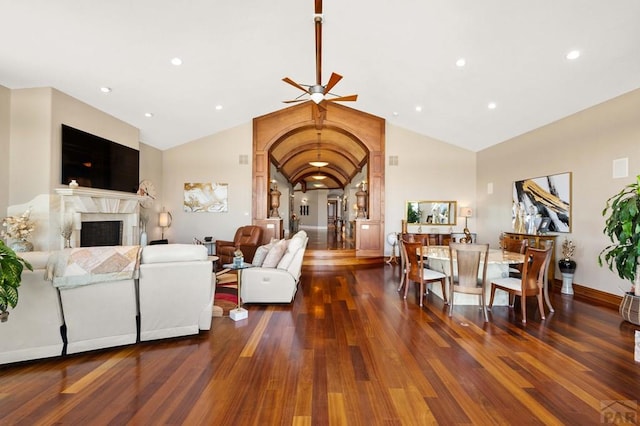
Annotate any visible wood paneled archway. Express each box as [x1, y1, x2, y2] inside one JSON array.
[[252, 101, 385, 257]]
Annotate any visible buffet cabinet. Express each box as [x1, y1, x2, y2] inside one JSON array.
[[502, 232, 557, 284]]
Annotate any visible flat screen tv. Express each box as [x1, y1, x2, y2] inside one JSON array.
[[61, 124, 140, 193]]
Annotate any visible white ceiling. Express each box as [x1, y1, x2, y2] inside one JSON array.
[[1, 0, 639, 152]]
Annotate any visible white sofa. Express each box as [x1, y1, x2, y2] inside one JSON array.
[[138, 244, 214, 341], [0, 251, 64, 364], [240, 230, 308, 304], [0, 244, 214, 365]]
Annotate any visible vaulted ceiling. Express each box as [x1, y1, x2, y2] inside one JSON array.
[[1, 1, 639, 156], [270, 121, 368, 190]]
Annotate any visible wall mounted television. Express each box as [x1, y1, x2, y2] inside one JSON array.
[[61, 124, 140, 193]]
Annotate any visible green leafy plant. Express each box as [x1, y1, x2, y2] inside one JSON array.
[[598, 175, 640, 290], [0, 240, 33, 321]]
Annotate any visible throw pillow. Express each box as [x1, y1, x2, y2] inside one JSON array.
[[277, 233, 308, 270], [261, 239, 288, 268], [252, 243, 273, 267]]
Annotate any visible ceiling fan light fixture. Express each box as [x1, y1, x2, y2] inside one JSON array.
[[310, 92, 324, 104], [309, 161, 329, 167]]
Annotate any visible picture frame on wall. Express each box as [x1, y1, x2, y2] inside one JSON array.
[[513, 172, 571, 233], [183, 182, 228, 212]]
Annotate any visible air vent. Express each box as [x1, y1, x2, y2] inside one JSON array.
[[389, 155, 398, 166]]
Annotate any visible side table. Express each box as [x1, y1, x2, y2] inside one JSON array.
[[202, 241, 216, 256], [222, 262, 254, 321]]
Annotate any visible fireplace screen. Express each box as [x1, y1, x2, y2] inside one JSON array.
[[81, 221, 123, 247]]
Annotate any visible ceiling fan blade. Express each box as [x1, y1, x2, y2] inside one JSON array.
[[328, 94, 358, 102], [324, 72, 343, 94], [315, 0, 322, 14], [283, 99, 307, 104], [282, 77, 309, 93]]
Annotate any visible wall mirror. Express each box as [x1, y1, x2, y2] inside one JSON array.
[[406, 201, 457, 226]]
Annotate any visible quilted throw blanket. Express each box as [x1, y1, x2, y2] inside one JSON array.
[[46, 246, 141, 289]]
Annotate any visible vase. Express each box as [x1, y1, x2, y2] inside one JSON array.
[[0, 311, 8, 323], [558, 259, 576, 295], [10, 239, 33, 252]]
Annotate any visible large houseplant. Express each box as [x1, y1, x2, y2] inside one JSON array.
[[0, 240, 33, 322], [599, 175, 640, 298]]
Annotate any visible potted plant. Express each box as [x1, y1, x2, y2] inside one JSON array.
[[599, 175, 640, 324], [0, 240, 33, 322]]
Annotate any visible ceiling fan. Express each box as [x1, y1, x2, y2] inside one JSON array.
[[282, 0, 358, 109]]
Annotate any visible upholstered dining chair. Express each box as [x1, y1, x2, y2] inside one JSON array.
[[400, 239, 448, 307], [488, 245, 553, 324], [503, 238, 528, 278], [448, 243, 490, 322]]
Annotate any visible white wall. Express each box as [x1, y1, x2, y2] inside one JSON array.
[[477, 88, 640, 296], [384, 124, 477, 253], [0, 85, 10, 217], [161, 123, 253, 243]]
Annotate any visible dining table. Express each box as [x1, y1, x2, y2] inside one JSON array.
[[417, 245, 549, 307]]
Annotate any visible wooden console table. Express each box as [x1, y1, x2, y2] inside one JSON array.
[[502, 232, 558, 285]]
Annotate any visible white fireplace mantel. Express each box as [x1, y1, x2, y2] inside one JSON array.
[[55, 187, 145, 248]]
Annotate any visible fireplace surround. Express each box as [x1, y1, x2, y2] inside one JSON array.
[[55, 187, 143, 249]]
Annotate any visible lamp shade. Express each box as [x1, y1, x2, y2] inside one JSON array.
[[158, 210, 172, 228], [459, 207, 473, 218]]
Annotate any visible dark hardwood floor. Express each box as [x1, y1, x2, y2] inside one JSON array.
[[1, 233, 639, 424]]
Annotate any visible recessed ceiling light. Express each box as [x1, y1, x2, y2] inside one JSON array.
[[100, 87, 111, 93], [456, 58, 466, 67], [171, 57, 183, 66], [392, 111, 399, 117], [215, 105, 223, 111], [488, 102, 497, 110], [415, 106, 422, 112], [144, 112, 154, 118], [566, 50, 580, 60]]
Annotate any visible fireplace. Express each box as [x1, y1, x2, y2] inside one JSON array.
[[55, 187, 143, 249], [80, 221, 123, 247]]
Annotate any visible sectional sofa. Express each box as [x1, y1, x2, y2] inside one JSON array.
[[0, 244, 214, 365]]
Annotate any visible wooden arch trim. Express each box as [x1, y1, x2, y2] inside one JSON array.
[[253, 101, 385, 257]]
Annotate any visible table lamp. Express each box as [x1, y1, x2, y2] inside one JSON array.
[[158, 208, 172, 240], [459, 207, 473, 243]]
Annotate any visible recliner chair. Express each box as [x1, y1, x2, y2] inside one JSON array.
[[215, 225, 264, 265]]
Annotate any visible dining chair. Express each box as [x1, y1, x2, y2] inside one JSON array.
[[400, 239, 448, 307], [503, 237, 528, 278], [397, 233, 414, 293], [488, 245, 553, 323], [448, 243, 490, 322]]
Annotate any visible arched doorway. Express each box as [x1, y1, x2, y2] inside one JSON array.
[[252, 101, 385, 257]]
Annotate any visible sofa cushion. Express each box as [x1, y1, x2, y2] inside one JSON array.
[[277, 235, 307, 270], [252, 242, 274, 267], [261, 239, 288, 268], [20, 251, 52, 270], [141, 244, 207, 264]]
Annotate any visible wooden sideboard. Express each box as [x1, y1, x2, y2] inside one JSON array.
[[502, 232, 557, 284]]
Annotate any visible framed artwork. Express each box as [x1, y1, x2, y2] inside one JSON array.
[[183, 182, 228, 212], [513, 172, 571, 233]]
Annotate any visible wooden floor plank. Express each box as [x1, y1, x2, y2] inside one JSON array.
[[1, 263, 639, 425]]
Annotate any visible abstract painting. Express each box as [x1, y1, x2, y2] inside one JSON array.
[[183, 182, 228, 212], [513, 172, 571, 233]]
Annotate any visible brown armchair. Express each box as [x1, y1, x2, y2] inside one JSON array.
[[215, 226, 264, 265]]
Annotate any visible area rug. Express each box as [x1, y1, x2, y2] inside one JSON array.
[[212, 271, 238, 317]]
